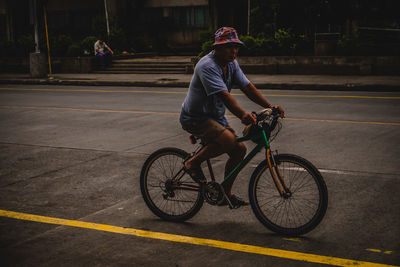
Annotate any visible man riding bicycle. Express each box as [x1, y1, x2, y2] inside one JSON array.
[[180, 27, 285, 207]]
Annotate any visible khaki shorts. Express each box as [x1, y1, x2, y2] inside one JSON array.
[[182, 119, 235, 144]]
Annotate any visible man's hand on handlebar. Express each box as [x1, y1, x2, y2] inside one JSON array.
[[241, 105, 284, 125], [241, 112, 257, 125], [271, 105, 285, 118]]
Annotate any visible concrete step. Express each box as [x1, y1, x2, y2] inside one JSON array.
[[104, 69, 186, 73], [112, 56, 193, 64], [109, 65, 186, 70], [102, 68, 185, 72], [112, 61, 190, 66], [93, 70, 186, 74], [98, 58, 192, 74]]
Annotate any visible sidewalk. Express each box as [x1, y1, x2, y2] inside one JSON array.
[[0, 72, 399, 91]]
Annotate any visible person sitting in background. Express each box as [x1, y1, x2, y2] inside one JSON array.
[[94, 39, 114, 68]]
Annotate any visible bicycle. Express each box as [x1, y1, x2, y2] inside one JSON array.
[[140, 108, 328, 236]]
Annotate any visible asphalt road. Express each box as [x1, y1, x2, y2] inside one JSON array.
[[0, 84, 399, 266]]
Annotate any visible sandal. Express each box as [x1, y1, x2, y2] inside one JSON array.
[[183, 166, 207, 184]]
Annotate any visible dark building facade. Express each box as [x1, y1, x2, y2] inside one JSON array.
[[0, 0, 249, 54], [1, 0, 398, 55]]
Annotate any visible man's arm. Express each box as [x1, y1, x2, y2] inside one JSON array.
[[105, 44, 114, 54], [242, 82, 285, 117], [242, 82, 272, 107], [217, 90, 256, 125]]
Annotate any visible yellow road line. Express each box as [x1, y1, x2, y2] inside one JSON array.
[[1, 87, 399, 100], [0, 105, 179, 115], [285, 117, 400, 126], [366, 249, 394, 255], [283, 237, 303, 242], [0, 209, 396, 267], [257, 94, 400, 100], [368, 249, 385, 253], [0, 87, 186, 95], [1, 105, 399, 126]]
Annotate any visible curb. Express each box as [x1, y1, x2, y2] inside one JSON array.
[[0, 78, 399, 91], [253, 83, 400, 91], [0, 79, 189, 88]]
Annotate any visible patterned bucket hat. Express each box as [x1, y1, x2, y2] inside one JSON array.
[[213, 27, 244, 46]]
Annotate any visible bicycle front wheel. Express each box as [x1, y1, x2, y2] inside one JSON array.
[[140, 147, 204, 222], [249, 154, 328, 236]]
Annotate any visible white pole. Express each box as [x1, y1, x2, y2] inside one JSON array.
[[247, 0, 250, 35], [104, 0, 110, 36], [32, 0, 40, 52]]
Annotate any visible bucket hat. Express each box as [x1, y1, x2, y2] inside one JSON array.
[[213, 27, 244, 46]]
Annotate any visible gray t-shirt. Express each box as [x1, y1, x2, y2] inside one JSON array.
[[94, 40, 109, 55], [180, 52, 250, 126]]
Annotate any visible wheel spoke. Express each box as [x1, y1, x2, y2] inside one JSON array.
[[251, 155, 327, 235], [141, 149, 203, 222]]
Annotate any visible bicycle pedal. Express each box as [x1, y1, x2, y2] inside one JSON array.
[[229, 204, 240, 209]]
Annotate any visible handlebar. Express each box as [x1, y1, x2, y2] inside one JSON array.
[[242, 108, 283, 141], [253, 108, 282, 137], [253, 107, 281, 123]]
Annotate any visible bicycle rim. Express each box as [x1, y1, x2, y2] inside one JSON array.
[[250, 154, 328, 235], [140, 148, 203, 222]]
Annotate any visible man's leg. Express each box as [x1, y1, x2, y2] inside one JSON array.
[[184, 129, 237, 171], [223, 142, 247, 195], [96, 53, 105, 67], [104, 51, 112, 66], [185, 128, 247, 192]]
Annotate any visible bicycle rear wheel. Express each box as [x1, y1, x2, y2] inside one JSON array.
[[140, 147, 204, 222], [249, 154, 328, 236]]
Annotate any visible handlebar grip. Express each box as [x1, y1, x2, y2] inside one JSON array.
[[271, 107, 280, 116]]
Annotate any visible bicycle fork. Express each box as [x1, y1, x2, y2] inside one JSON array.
[[266, 149, 292, 198]]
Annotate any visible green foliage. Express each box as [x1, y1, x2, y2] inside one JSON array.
[[239, 35, 275, 56], [81, 36, 98, 55], [0, 35, 35, 56], [90, 15, 130, 54], [0, 39, 17, 56], [239, 35, 258, 56], [199, 28, 301, 56], [66, 43, 82, 57], [199, 29, 214, 43], [198, 40, 213, 57], [91, 14, 108, 39], [256, 37, 275, 55], [108, 26, 128, 53], [250, 6, 273, 36], [16, 35, 35, 55], [241, 35, 257, 48], [46, 34, 73, 56], [295, 34, 313, 55], [1, 34, 73, 57], [337, 34, 361, 55], [249, 0, 280, 36], [274, 29, 292, 46], [274, 29, 297, 55]]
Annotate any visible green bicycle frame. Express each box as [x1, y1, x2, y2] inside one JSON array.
[[221, 128, 270, 187]]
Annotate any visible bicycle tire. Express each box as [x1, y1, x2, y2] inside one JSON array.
[[140, 147, 204, 222], [249, 154, 328, 236]]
